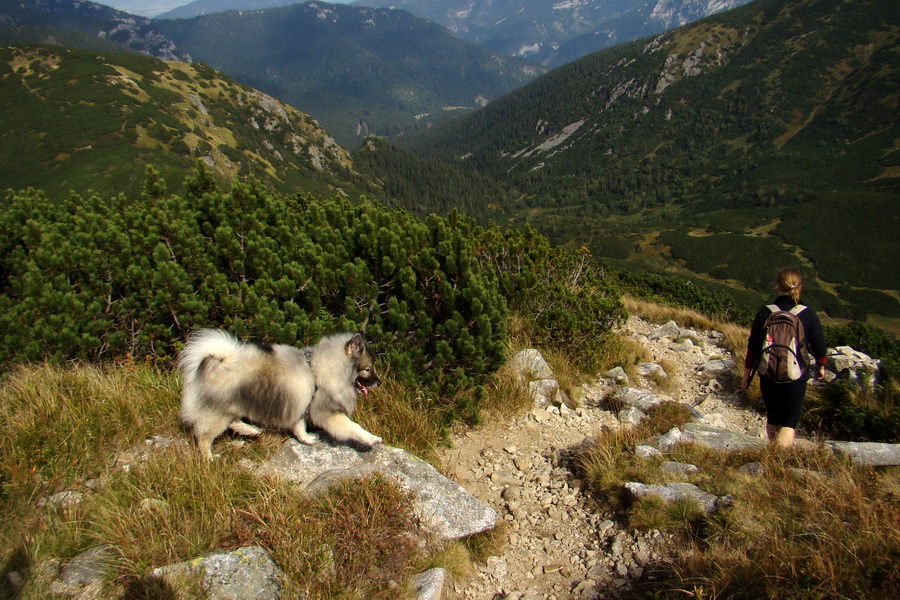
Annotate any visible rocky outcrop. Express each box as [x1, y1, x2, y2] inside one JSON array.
[[263, 438, 497, 541], [827, 346, 882, 386]]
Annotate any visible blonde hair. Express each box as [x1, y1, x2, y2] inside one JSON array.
[[776, 268, 803, 305]]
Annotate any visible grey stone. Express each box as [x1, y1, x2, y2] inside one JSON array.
[[673, 339, 694, 352], [625, 481, 719, 514], [827, 441, 900, 466], [698, 359, 735, 379], [412, 568, 445, 600], [738, 462, 764, 476], [660, 461, 699, 475], [49, 546, 117, 598], [635, 445, 661, 459], [680, 403, 702, 419], [618, 406, 646, 427], [681, 422, 767, 452], [528, 378, 560, 405], [509, 349, 555, 380], [648, 320, 682, 341], [38, 490, 84, 509], [604, 366, 629, 384], [265, 438, 496, 540], [148, 546, 283, 600], [637, 362, 667, 378], [614, 387, 662, 411], [656, 427, 682, 452]]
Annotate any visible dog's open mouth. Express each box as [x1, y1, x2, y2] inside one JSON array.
[[355, 381, 369, 397]]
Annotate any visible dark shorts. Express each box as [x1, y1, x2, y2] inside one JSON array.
[[760, 377, 807, 429]]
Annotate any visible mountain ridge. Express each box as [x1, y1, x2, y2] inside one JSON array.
[[0, 0, 189, 60], [151, 1, 543, 147], [0, 44, 367, 200]]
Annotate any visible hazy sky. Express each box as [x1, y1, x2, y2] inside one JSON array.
[[99, 0, 355, 19]]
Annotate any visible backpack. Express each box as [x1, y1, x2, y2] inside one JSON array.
[[757, 304, 807, 383]]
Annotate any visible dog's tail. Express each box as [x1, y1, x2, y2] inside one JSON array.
[[178, 329, 243, 385]]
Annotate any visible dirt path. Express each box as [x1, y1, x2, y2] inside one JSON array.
[[435, 316, 765, 599]]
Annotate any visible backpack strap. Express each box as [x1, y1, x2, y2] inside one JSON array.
[[766, 304, 780, 313], [790, 304, 806, 315]]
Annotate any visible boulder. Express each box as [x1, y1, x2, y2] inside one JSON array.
[[412, 568, 446, 600], [613, 387, 662, 412], [698, 359, 735, 379], [635, 445, 661, 459], [681, 422, 767, 452], [660, 461, 699, 475], [637, 362, 667, 378], [826, 441, 900, 466], [528, 378, 561, 406], [264, 439, 496, 540], [604, 366, 629, 385], [48, 546, 118, 599], [509, 349, 555, 380], [149, 546, 282, 600], [624, 482, 719, 514], [617, 407, 646, 427], [647, 320, 682, 341], [508, 349, 560, 405]]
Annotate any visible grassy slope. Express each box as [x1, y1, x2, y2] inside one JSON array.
[[0, 45, 365, 201]]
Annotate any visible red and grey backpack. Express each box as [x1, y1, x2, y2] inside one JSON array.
[[757, 304, 807, 383]]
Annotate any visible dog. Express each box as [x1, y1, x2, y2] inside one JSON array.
[[178, 327, 383, 460]]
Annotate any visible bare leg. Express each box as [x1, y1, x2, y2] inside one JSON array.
[[776, 427, 796, 448]]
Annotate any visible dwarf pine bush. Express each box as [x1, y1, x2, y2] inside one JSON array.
[[0, 163, 624, 423]]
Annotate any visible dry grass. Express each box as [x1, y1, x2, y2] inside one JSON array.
[[623, 295, 750, 360], [0, 362, 429, 599], [575, 421, 900, 600]]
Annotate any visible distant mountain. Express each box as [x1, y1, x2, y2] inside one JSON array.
[[0, 0, 189, 60], [395, 0, 900, 323], [156, 0, 294, 20], [0, 45, 368, 200], [353, 0, 753, 67], [152, 2, 542, 147]]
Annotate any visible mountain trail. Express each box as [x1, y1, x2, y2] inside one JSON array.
[[436, 315, 767, 600]]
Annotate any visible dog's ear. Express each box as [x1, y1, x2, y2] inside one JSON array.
[[346, 332, 365, 357]]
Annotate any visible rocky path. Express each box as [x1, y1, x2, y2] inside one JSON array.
[[436, 316, 766, 600]]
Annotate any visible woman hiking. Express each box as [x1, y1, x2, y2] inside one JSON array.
[[741, 268, 828, 447]]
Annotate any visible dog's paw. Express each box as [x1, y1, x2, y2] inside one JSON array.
[[361, 434, 382, 446], [296, 432, 318, 445]]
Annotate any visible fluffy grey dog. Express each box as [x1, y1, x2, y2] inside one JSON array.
[[179, 328, 382, 459]]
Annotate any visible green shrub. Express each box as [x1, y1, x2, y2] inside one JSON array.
[[0, 165, 507, 422], [475, 225, 625, 371]]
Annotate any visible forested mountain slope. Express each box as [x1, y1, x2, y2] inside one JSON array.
[[152, 2, 542, 147], [0, 45, 367, 200], [394, 0, 900, 327]]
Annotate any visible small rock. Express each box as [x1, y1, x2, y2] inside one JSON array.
[[660, 461, 699, 475], [635, 445, 661, 459]]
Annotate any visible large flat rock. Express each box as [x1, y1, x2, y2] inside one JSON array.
[[264, 438, 496, 541], [681, 422, 767, 452], [826, 441, 900, 466]]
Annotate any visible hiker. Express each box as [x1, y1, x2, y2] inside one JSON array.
[[741, 268, 827, 447]]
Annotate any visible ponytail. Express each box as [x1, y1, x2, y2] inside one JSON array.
[[776, 268, 802, 305]]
